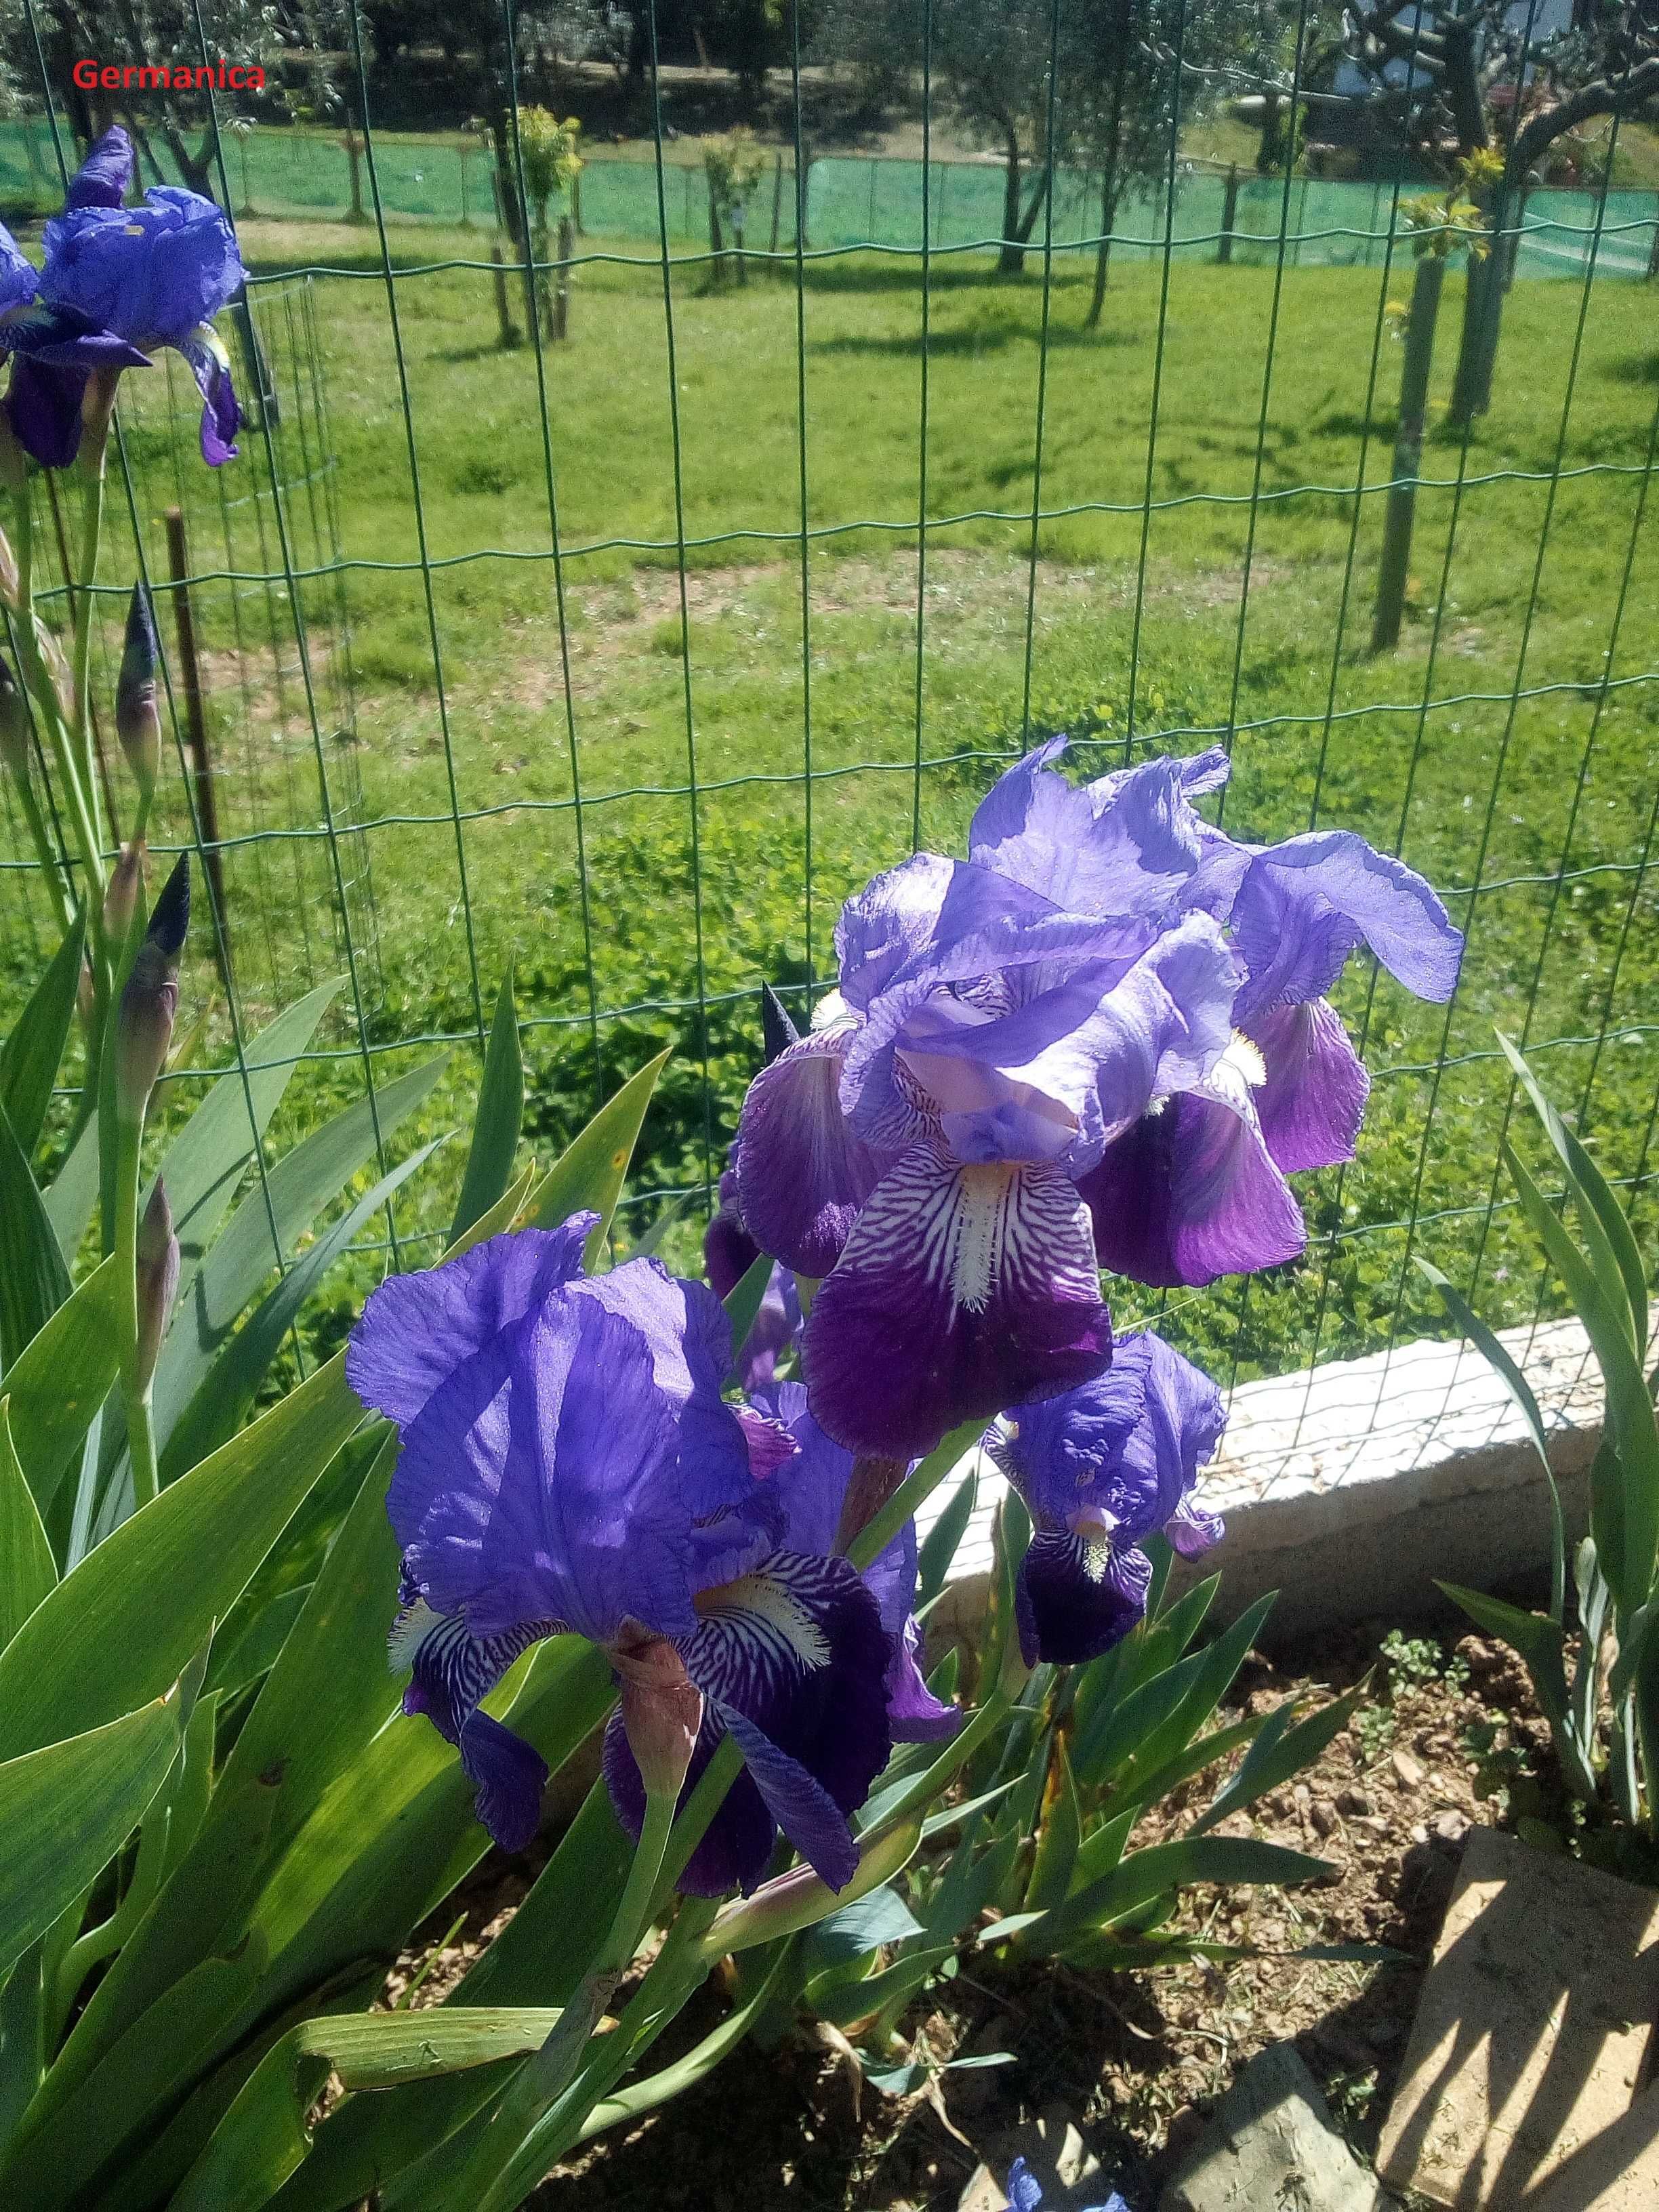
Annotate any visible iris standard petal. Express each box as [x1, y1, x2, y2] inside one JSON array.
[[41, 187, 245, 345], [175, 322, 240, 464], [970, 747, 1206, 921], [735, 1025, 898, 1277], [834, 849, 958, 1010], [1249, 996, 1371, 1173], [392, 1600, 556, 1853], [392, 1296, 712, 1646], [607, 1549, 893, 1894], [1080, 1071, 1305, 1290], [66, 127, 136, 211], [994, 1330, 1221, 1543], [1015, 1530, 1151, 1666], [1229, 830, 1464, 1022], [804, 1145, 1112, 1457], [882, 913, 1240, 1176], [346, 1214, 596, 1427]]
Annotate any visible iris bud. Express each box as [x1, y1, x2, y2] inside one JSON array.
[[0, 653, 27, 778], [115, 854, 188, 1125], [117, 583, 162, 801], [102, 840, 144, 947], [134, 1176, 178, 1392]]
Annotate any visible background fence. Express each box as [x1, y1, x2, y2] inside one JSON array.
[[1, 114, 1654, 276], [2, 20, 1658, 1468]]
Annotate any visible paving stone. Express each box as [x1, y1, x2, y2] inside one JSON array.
[[1376, 1827, 1659, 2207], [1522, 2076, 1659, 2209], [1159, 2041, 1397, 2211]]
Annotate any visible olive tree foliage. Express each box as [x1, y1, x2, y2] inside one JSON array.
[[1338, 0, 1659, 418], [812, 0, 1305, 281]]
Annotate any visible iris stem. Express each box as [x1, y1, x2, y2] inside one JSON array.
[[459, 1788, 680, 2212], [10, 489, 108, 966], [849, 1416, 985, 1572], [70, 460, 106, 850], [112, 1111, 160, 1511], [649, 1733, 742, 1914]]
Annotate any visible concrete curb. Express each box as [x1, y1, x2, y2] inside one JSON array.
[[922, 1309, 1629, 1649]]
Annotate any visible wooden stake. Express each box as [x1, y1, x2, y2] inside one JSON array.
[[554, 216, 573, 341], [490, 243, 521, 348], [164, 507, 233, 994]]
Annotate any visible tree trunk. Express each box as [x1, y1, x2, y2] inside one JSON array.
[[998, 128, 1025, 274], [1372, 252, 1446, 651], [1448, 181, 1513, 424], [1086, 70, 1126, 328]]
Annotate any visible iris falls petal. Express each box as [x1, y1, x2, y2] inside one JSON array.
[[804, 1145, 1111, 1456]]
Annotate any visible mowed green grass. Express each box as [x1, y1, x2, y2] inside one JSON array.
[[10, 213, 1658, 1385]]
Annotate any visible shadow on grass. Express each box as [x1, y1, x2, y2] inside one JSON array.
[[812, 321, 1139, 361]]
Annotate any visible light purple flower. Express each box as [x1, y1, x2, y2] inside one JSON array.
[[347, 1216, 896, 1896], [736, 817, 1240, 1457], [988, 1330, 1225, 1666], [977, 741, 1462, 1290]]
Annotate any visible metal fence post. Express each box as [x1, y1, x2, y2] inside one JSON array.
[[1218, 163, 1238, 264]]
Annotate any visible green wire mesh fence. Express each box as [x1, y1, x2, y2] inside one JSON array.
[[2, 3, 1657, 1458]]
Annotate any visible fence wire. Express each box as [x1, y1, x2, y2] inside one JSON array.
[[2, 6, 1658, 1486]]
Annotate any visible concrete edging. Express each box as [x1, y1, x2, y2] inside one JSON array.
[[923, 1309, 1625, 1649]]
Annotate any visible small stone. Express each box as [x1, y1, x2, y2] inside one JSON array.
[[1337, 1786, 1371, 1816], [1433, 1809, 1472, 1845], [1391, 1748, 1426, 1790], [1410, 1823, 1430, 1845], [1310, 1799, 1339, 1837]]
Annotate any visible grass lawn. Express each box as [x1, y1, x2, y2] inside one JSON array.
[[5, 211, 1656, 1390]]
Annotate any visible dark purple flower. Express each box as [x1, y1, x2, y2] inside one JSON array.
[[988, 1330, 1225, 1667], [347, 1216, 895, 1896], [3, 133, 245, 470], [705, 1155, 801, 1393]]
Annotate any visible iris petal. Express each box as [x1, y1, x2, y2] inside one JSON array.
[[804, 1145, 1111, 1456], [1081, 1076, 1305, 1290], [606, 1550, 892, 1895], [1250, 996, 1370, 1172], [735, 1027, 898, 1277], [393, 1600, 557, 1853], [1229, 830, 1464, 1020], [175, 323, 240, 464], [347, 1214, 596, 1427], [1015, 1532, 1151, 1666]]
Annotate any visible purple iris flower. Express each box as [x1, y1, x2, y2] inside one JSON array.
[[735, 765, 1246, 1458], [987, 1330, 1225, 1667], [346, 1214, 907, 1897], [2, 128, 244, 470], [962, 739, 1463, 1291], [1007, 2156, 1130, 2212], [0, 142, 150, 470], [705, 1152, 802, 1393]]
